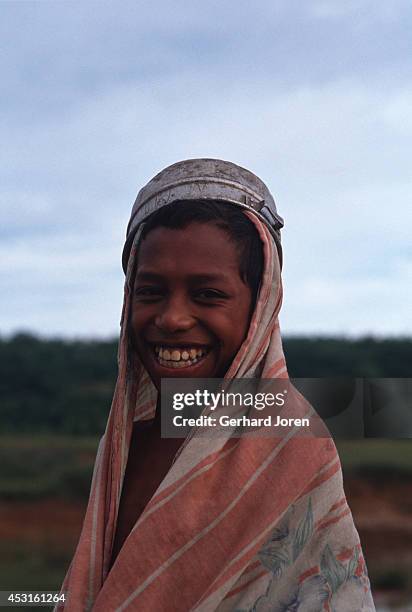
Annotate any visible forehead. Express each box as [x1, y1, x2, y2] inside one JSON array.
[[136, 223, 241, 279]]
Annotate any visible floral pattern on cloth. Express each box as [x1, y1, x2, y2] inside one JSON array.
[[226, 495, 374, 612]]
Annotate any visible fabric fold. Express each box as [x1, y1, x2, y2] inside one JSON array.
[[57, 213, 375, 611]]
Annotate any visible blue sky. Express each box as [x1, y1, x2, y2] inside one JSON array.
[[1, 0, 411, 337]]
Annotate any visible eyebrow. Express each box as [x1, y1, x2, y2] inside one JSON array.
[[135, 271, 232, 284]]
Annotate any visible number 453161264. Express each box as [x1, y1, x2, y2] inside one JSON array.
[[7, 592, 66, 604]]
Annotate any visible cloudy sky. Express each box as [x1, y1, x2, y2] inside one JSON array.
[[1, 0, 411, 338]]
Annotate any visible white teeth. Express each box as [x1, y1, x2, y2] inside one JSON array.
[[158, 357, 198, 368], [154, 345, 208, 368]]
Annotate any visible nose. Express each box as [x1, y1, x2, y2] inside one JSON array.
[[154, 294, 195, 334]]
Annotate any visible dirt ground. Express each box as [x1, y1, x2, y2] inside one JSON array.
[[0, 498, 85, 547]]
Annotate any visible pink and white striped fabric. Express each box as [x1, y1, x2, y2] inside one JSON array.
[[57, 214, 375, 611]]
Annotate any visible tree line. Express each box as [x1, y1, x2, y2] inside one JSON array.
[[0, 333, 410, 435]]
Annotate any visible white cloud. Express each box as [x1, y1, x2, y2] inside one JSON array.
[[2, 74, 411, 336], [1, 2, 411, 337], [281, 257, 412, 336], [310, 0, 409, 22], [380, 92, 412, 133]]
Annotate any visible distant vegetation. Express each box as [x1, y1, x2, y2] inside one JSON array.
[[0, 334, 411, 604], [0, 333, 411, 435], [0, 334, 116, 435]]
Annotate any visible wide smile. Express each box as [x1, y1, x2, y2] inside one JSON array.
[[154, 345, 211, 368]]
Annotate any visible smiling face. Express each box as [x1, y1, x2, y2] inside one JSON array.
[[130, 222, 253, 389]]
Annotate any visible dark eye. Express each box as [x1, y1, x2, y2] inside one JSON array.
[[195, 289, 227, 301], [134, 286, 163, 300]]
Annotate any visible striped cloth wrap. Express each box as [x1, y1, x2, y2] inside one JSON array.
[[57, 212, 375, 611]]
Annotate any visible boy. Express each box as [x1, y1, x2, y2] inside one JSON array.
[[58, 159, 375, 611]]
